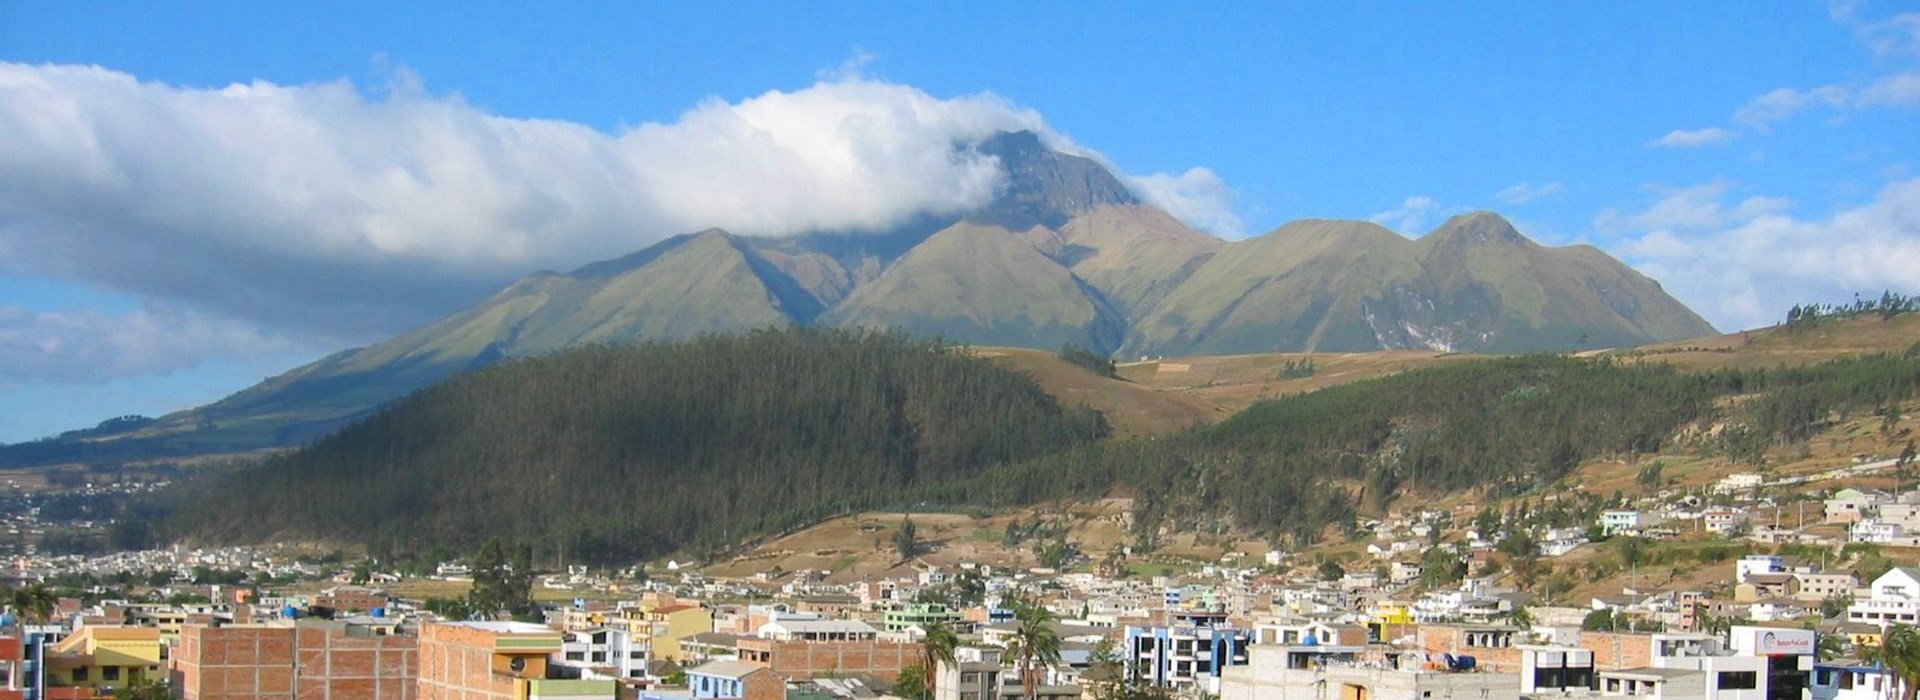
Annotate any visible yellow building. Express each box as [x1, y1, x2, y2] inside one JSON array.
[[1373, 600, 1415, 626], [609, 602, 712, 662], [42, 626, 164, 696]]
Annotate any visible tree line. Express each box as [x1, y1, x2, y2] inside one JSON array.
[[160, 329, 1107, 563], [155, 329, 1920, 566]]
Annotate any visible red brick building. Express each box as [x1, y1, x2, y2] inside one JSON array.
[[733, 638, 917, 681], [171, 621, 417, 700]]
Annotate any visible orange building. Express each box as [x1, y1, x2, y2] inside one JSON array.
[[417, 621, 616, 700]]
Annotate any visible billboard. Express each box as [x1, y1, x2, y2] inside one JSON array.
[[1735, 626, 1816, 655]]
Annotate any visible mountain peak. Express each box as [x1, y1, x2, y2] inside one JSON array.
[[1422, 211, 1531, 248], [971, 130, 1138, 230]]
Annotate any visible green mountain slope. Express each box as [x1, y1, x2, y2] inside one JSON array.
[[1127, 219, 1427, 354], [1123, 213, 1717, 357], [1057, 204, 1222, 318], [164, 329, 1109, 560], [824, 221, 1129, 353], [2, 134, 1719, 467]]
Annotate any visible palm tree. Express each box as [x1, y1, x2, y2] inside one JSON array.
[[1883, 625, 1920, 700], [1006, 601, 1062, 700], [919, 619, 959, 700]]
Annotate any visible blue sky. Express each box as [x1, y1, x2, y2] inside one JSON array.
[[2, 1, 1919, 443]]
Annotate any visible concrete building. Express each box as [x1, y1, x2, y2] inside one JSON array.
[[933, 647, 1079, 700], [171, 620, 417, 700], [1811, 659, 1899, 700], [1735, 556, 1785, 584], [1824, 489, 1889, 523], [881, 604, 958, 633], [1847, 567, 1920, 625], [558, 627, 651, 683], [1413, 624, 1521, 673], [38, 626, 162, 697], [1601, 510, 1668, 536], [611, 604, 712, 663], [671, 660, 782, 700], [1217, 641, 1519, 700], [732, 636, 917, 681], [1704, 509, 1752, 535], [1122, 625, 1252, 694], [417, 621, 617, 700], [312, 586, 391, 614], [1792, 571, 1860, 602]]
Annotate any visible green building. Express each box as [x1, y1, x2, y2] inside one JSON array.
[[882, 603, 960, 632]]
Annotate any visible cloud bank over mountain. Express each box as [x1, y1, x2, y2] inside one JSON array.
[[0, 63, 1236, 347]]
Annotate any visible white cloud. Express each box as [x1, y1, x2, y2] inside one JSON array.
[[1127, 167, 1244, 238], [1370, 196, 1473, 235], [1833, 2, 1920, 59], [1493, 181, 1566, 205], [1859, 72, 1920, 106], [1648, 127, 1737, 148], [817, 50, 879, 82], [1733, 74, 1920, 128], [0, 304, 306, 384], [1371, 196, 1436, 234], [0, 63, 1089, 342], [1605, 177, 1920, 332]]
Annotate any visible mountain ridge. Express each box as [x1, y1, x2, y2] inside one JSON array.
[[1, 131, 1717, 464]]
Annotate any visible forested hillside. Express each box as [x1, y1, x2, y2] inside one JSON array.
[[939, 344, 1920, 548], [163, 328, 1920, 564], [163, 329, 1108, 561]]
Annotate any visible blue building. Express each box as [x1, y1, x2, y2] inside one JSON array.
[[656, 660, 781, 700], [1123, 625, 1252, 694]]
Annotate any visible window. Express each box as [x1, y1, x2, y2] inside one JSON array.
[[1718, 671, 1758, 690], [961, 672, 978, 684], [73, 668, 88, 682], [1533, 667, 1565, 688], [1814, 669, 1831, 686], [565, 651, 585, 661], [630, 651, 645, 659], [103, 667, 121, 681]]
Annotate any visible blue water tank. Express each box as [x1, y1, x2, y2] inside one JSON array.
[[0, 613, 15, 628], [371, 607, 386, 618], [282, 606, 300, 619], [1302, 634, 1319, 646]]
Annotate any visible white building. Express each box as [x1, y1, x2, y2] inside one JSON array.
[[1601, 509, 1667, 536], [559, 626, 653, 682], [755, 619, 879, 642], [1714, 472, 1764, 494], [1218, 643, 1519, 700], [1847, 567, 1920, 626], [1703, 509, 1752, 536], [1824, 489, 1889, 523], [1735, 555, 1784, 584], [1849, 519, 1903, 544], [1812, 660, 1901, 700]]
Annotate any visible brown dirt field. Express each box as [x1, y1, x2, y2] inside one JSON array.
[[974, 348, 1221, 438], [1601, 314, 1920, 372], [701, 500, 1279, 584], [1115, 350, 1482, 415]]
